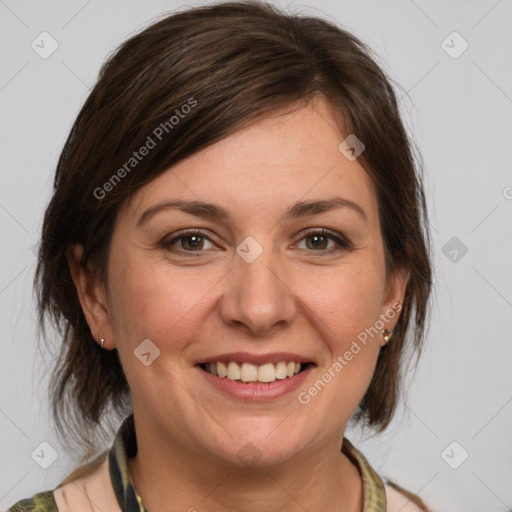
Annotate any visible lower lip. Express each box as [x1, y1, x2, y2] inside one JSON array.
[[197, 365, 314, 401]]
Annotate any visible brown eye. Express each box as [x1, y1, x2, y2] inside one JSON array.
[[295, 229, 352, 252], [305, 234, 330, 250], [161, 231, 215, 252], [180, 234, 204, 251]]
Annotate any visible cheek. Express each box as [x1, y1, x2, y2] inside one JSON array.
[[294, 269, 384, 421], [105, 254, 219, 404], [297, 264, 386, 348], [107, 252, 222, 346]]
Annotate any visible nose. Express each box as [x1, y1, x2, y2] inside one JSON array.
[[218, 246, 297, 337]]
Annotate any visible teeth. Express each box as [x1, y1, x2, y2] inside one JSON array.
[[275, 361, 288, 379], [227, 361, 241, 380], [240, 363, 258, 382], [217, 361, 228, 378], [258, 363, 276, 383], [203, 361, 306, 382]]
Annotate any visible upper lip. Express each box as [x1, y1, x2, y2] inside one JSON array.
[[196, 351, 315, 366]]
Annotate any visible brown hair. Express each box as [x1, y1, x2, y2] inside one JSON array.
[[36, 0, 432, 464]]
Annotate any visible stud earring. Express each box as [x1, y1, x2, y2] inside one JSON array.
[[381, 329, 392, 344], [100, 338, 105, 349]]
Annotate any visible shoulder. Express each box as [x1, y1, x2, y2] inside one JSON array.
[[6, 453, 112, 512], [384, 481, 431, 512], [7, 490, 58, 512]]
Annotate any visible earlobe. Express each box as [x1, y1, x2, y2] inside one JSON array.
[[67, 244, 113, 348]]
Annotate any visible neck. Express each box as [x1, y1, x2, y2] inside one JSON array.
[[127, 416, 363, 512]]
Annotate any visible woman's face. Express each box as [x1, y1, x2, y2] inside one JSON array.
[[79, 98, 406, 467]]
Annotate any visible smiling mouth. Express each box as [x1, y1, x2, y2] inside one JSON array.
[[199, 361, 313, 383]]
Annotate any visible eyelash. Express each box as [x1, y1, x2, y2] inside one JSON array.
[[160, 228, 352, 255]]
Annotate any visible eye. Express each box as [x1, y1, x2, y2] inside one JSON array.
[[160, 228, 351, 255], [161, 230, 215, 252], [294, 228, 352, 252]]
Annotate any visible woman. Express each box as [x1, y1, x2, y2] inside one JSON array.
[[8, 2, 433, 511]]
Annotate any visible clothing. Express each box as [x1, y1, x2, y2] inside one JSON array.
[[7, 414, 422, 512]]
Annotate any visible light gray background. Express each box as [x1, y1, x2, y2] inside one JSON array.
[[1, 1, 511, 511]]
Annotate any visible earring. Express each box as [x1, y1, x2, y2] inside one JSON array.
[[381, 329, 392, 344], [100, 338, 105, 349]]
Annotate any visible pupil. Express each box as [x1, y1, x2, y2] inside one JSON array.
[[184, 235, 202, 249], [308, 235, 326, 249]]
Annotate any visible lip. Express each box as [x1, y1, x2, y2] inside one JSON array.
[[195, 351, 314, 366], [196, 363, 314, 401]]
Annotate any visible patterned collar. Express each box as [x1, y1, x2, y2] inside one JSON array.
[[108, 414, 145, 512], [108, 414, 386, 511]]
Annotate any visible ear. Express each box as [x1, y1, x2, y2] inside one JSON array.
[[67, 244, 114, 349], [381, 265, 409, 338]]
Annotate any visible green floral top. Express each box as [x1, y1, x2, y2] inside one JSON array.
[[8, 414, 387, 511]]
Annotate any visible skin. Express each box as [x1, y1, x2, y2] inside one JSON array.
[[70, 97, 407, 512]]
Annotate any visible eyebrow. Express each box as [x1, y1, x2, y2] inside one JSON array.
[[137, 197, 368, 227]]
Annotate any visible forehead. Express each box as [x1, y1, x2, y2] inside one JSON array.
[[123, 98, 379, 226]]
